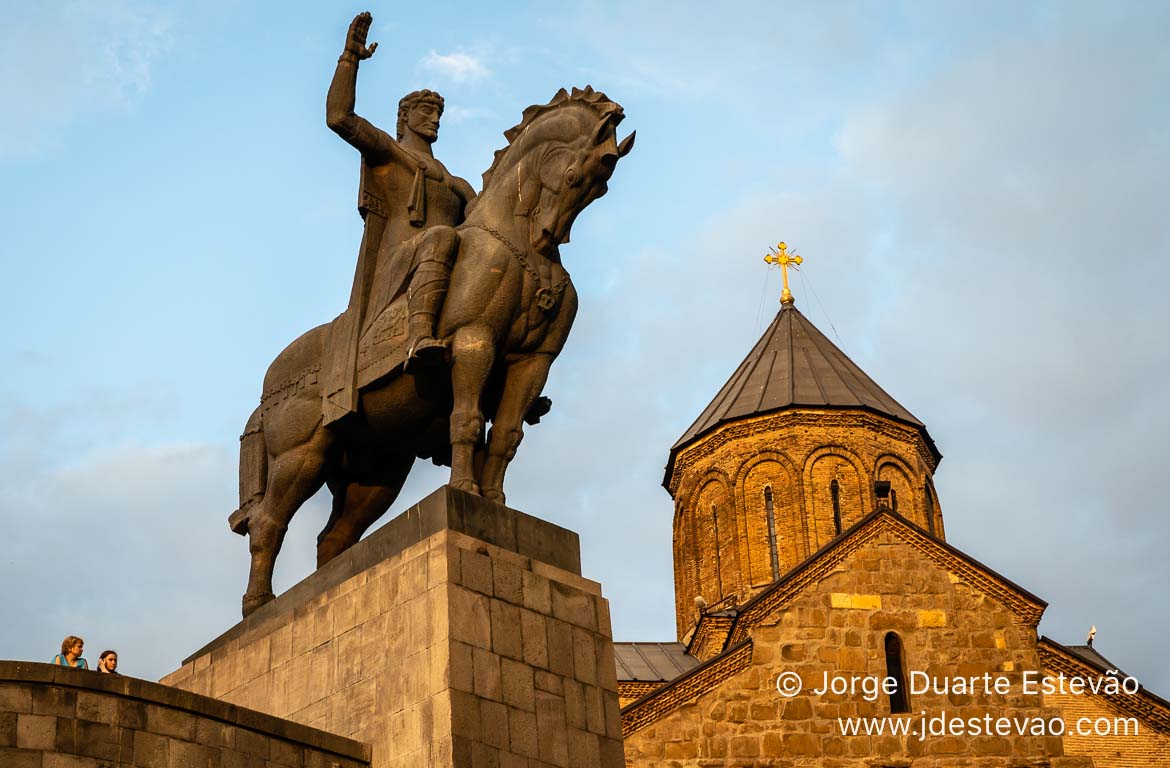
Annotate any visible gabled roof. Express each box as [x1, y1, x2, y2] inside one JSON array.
[[1040, 637, 1170, 733], [726, 508, 1047, 647], [621, 510, 1052, 736], [685, 610, 737, 662], [667, 303, 939, 484]]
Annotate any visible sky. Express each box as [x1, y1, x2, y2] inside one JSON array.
[[2, 1, 1168, 697]]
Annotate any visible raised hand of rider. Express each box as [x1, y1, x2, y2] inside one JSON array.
[[345, 11, 378, 60]]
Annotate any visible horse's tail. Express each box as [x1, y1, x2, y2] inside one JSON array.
[[229, 406, 267, 536]]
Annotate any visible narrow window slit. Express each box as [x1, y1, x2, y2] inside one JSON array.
[[885, 632, 911, 714], [830, 479, 842, 535], [764, 487, 780, 579]]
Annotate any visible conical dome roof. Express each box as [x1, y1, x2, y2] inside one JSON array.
[[666, 303, 939, 485]]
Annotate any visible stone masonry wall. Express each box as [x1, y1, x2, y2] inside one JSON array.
[[670, 409, 943, 639], [0, 660, 369, 768], [625, 529, 1093, 767], [163, 519, 623, 768]]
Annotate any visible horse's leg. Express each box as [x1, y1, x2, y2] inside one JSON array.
[[448, 324, 495, 494], [242, 422, 332, 616], [480, 354, 553, 504], [315, 475, 352, 568], [316, 456, 412, 567]]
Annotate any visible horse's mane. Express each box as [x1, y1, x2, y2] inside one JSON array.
[[481, 86, 624, 192]]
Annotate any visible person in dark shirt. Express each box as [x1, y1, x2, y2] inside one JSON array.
[[97, 650, 118, 674]]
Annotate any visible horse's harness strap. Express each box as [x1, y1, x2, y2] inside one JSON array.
[[461, 224, 569, 312]]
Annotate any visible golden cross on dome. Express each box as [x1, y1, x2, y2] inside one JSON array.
[[764, 242, 803, 305]]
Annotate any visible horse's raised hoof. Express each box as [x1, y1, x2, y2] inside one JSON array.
[[242, 590, 275, 618], [483, 489, 506, 505], [228, 504, 252, 535], [450, 479, 481, 495]]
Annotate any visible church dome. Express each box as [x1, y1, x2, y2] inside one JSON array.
[[665, 297, 944, 639], [666, 301, 939, 486]]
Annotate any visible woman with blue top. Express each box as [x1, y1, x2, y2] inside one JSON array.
[[52, 635, 88, 669]]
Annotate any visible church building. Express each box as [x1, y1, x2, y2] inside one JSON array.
[[616, 262, 1170, 767]]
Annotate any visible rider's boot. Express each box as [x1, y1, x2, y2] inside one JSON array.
[[405, 257, 450, 370]]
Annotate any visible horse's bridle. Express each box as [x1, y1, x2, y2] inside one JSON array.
[[460, 224, 570, 312]]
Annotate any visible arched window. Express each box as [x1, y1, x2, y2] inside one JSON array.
[[889, 488, 899, 514], [884, 632, 911, 713], [830, 479, 842, 535], [924, 485, 936, 536], [764, 487, 780, 579]]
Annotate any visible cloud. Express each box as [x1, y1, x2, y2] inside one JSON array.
[[0, 392, 452, 680], [0, 0, 173, 157], [510, 3, 1170, 696], [0, 393, 329, 679], [827, 11, 1170, 692], [1, 438, 237, 677], [419, 49, 490, 84], [562, 0, 892, 111]]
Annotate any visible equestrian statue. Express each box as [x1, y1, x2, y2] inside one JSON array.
[[228, 12, 635, 617]]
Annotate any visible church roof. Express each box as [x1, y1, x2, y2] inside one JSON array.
[[667, 302, 939, 480], [1040, 637, 1170, 724], [613, 642, 700, 683], [1061, 643, 1130, 678]]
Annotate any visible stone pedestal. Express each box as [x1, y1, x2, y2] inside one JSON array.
[[162, 487, 624, 768]]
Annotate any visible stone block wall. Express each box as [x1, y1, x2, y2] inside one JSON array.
[[163, 487, 624, 768], [624, 526, 1094, 766], [0, 660, 369, 768]]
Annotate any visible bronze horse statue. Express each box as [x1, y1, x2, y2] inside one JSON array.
[[230, 87, 634, 616]]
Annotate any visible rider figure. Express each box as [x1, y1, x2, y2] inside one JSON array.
[[322, 11, 476, 425]]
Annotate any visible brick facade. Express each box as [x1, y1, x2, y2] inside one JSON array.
[[668, 409, 942, 639], [1039, 640, 1170, 767]]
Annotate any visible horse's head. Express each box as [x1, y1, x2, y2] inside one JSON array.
[[480, 87, 635, 257]]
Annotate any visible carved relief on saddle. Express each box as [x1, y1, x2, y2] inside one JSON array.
[[260, 365, 320, 413], [355, 295, 410, 389]]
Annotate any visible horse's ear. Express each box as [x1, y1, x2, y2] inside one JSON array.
[[590, 114, 616, 147], [617, 130, 636, 158]]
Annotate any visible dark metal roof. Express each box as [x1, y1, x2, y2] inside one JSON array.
[[1062, 644, 1130, 679], [613, 642, 700, 682], [1041, 637, 1170, 711], [667, 303, 939, 482]]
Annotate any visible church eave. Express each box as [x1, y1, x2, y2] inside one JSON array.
[[620, 638, 754, 736], [662, 403, 942, 492], [1039, 637, 1170, 734]]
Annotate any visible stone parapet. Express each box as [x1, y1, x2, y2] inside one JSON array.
[[163, 485, 624, 768], [0, 660, 370, 767]]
